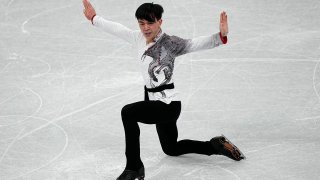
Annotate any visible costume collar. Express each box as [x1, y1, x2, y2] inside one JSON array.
[[153, 29, 163, 42], [146, 29, 163, 47]]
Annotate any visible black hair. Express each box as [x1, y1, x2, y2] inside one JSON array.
[[135, 3, 164, 22]]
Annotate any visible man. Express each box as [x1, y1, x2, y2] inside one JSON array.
[[83, 1, 245, 180]]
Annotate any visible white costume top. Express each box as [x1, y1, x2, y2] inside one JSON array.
[[92, 15, 227, 104]]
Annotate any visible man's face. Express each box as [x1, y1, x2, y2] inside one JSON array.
[[138, 19, 162, 43]]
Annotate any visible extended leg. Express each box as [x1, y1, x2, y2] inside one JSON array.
[[156, 121, 218, 156], [155, 101, 218, 156]]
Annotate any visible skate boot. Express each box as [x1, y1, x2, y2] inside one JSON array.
[[116, 166, 145, 180], [210, 134, 245, 161]]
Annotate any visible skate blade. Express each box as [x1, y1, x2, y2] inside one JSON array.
[[221, 134, 246, 160]]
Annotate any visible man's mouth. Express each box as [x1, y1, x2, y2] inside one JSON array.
[[144, 32, 152, 37]]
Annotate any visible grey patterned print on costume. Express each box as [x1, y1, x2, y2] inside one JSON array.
[[143, 33, 191, 93]]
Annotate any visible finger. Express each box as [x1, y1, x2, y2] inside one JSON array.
[[83, 0, 90, 9], [223, 12, 227, 22], [223, 11, 227, 22], [87, 0, 93, 8], [82, 0, 88, 8]]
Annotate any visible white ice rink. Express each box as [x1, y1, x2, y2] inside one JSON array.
[[1, 0, 320, 179]]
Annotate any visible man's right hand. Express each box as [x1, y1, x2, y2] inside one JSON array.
[[83, 0, 96, 22]]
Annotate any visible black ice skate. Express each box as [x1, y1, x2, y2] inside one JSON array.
[[116, 166, 145, 180], [210, 135, 246, 161]]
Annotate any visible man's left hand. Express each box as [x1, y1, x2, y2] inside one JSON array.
[[220, 11, 228, 37]]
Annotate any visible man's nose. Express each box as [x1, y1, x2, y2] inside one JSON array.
[[143, 24, 150, 30]]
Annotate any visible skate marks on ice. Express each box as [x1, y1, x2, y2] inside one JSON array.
[[0, 115, 69, 180], [0, 85, 67, 179], [0, 84, 135, 180], [21, 5, 73, 34], [146, 157, 243, 180], [294, 61, 320, 123], [292, 59, 320, 131], [1, 4, 134, 180]]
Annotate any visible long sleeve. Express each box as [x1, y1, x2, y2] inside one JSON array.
[[173, 32, 228, 57], [92, 15, 140, 45]]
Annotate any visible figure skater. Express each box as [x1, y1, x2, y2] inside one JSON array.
[[83, 1, 245, 179]]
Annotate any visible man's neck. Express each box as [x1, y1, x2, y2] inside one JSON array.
[[146, 29, 163, 44]]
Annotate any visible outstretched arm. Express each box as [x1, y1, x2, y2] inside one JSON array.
[[82, 0, 138, 44], [173, 11, 228, 57]]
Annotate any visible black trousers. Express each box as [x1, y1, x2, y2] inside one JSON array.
[[121, 95, 217, 170]]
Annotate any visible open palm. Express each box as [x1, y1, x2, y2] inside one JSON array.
[[220, 11, 228, 37], [83, 0, 96, 21]]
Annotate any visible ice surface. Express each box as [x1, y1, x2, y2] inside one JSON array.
[[0, 0, 320, 179]]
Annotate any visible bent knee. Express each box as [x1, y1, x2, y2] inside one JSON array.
[[121, 104, 132, 119], [162, 147, 180, 157]]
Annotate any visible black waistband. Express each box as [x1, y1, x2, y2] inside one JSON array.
[[144, 83, 175, 93]]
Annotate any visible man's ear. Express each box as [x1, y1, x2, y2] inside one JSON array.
[[158, 19, 163, 25]]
